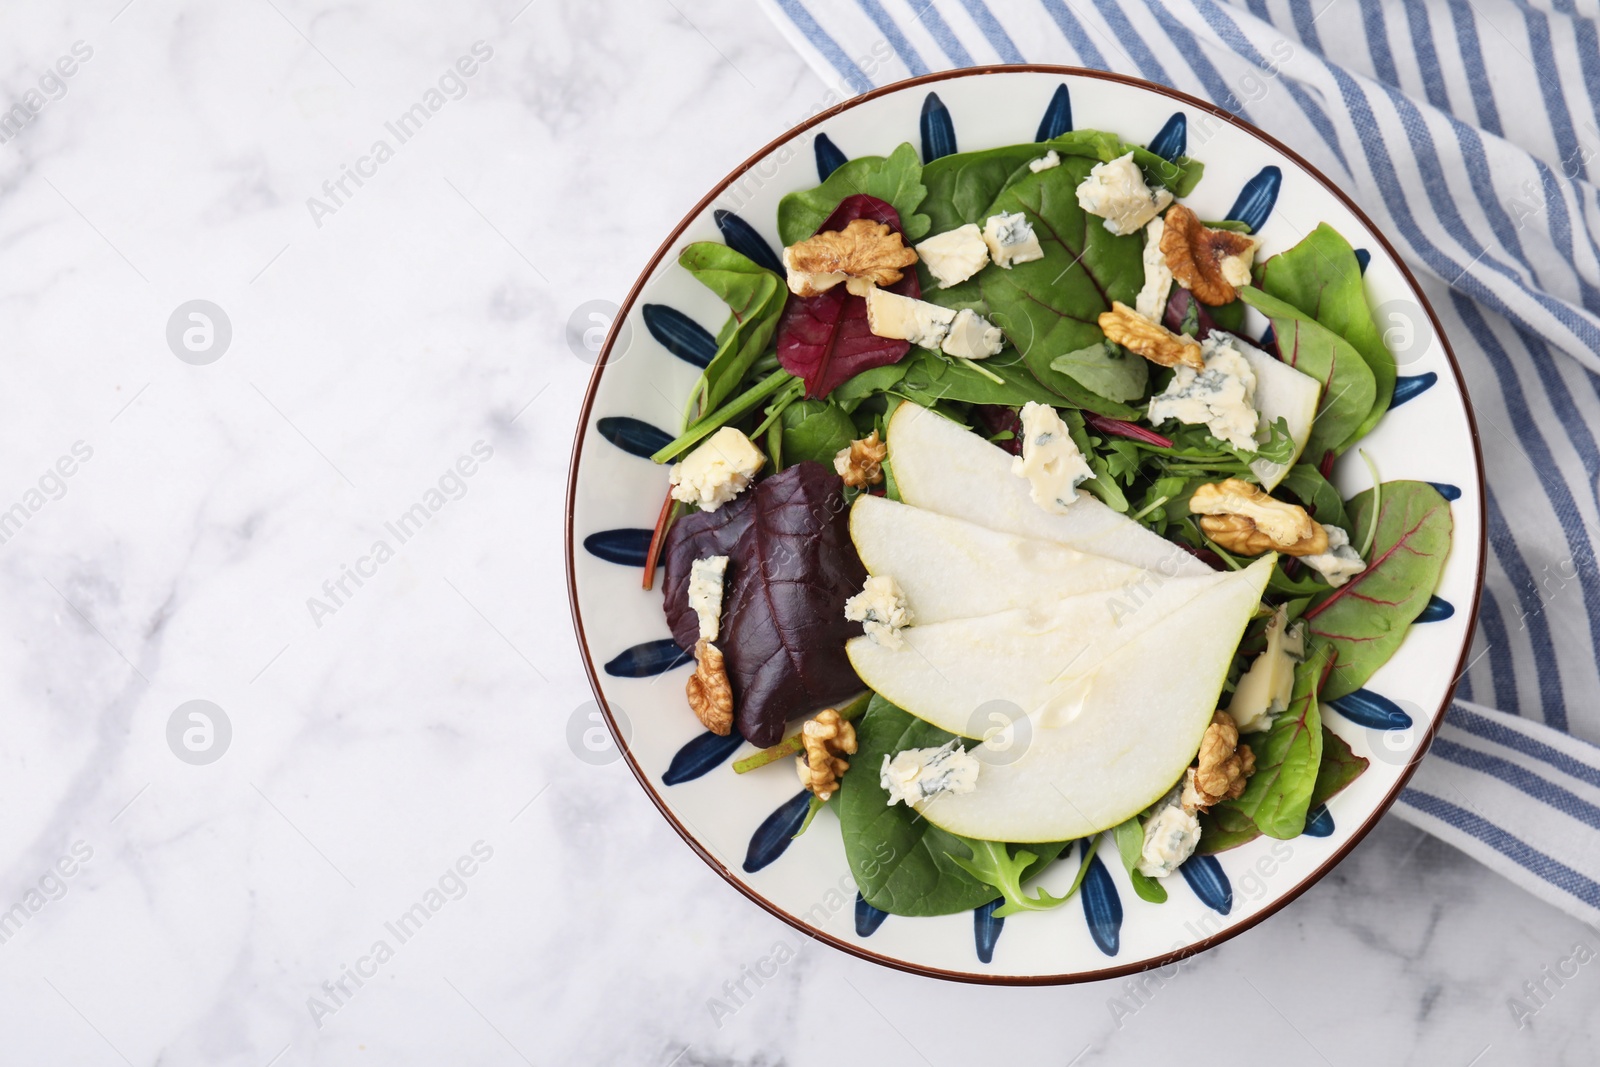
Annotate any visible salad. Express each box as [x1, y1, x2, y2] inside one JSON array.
[[644, 128, 1452, 922]]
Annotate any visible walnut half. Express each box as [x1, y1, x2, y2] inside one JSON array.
[[1182, 711, 1256, 812], [834, 431, 888, 489], [795, 708, 858, 801], [1160, 204, 1260, 306], [1098, 301, 1204, 371], [1190, 478, 1329, 557], [686, 638, 733, 735], [783, 219, 918, 297]]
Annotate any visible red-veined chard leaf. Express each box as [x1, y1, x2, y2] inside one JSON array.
[[678, 243, 787, 416], [1304, 480, 1453, 701], [660, 462, 867, 747], [1199, 724, 1368, 854], [1256, 223, 1396, 444], [977, 159, 1148, 417], [1212, 646, 1329, 840], [777, 143, 930, 244], [776, 195, 921, 400], [1239, 285, 1377, 460]]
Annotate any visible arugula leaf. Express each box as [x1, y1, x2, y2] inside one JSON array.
[[946, 837, 1075, 917], [1303, 481, 1454, 700], [1111, 817, 1169, 903], [1277, 463, 1352, 532], [778, 399, 856, 468], [1256, 223, 1396, 444], [1239, 286, 1376, 460], [1216, 646, 1329, 839], [777, 143, 929, 244], [838, 697, 1069, 916], [678, 243, 787, 415], [1049, 340, 1149, 405], [979, 160, 1147, 417]]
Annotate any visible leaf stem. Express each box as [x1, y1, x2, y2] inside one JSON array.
[[1358, 450, 1381, 558], [651, 369, 795, 464], [959, 357, 1006, 385]]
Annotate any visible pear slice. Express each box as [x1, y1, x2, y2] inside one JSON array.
[[887, 402, 1210, 576], [897, 557, 1275, 842], [1227, 333, 1321, 491], [849, 495, 1153, 624]]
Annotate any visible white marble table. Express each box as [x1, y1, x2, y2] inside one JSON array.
[[0, 0, 1595, 1062]]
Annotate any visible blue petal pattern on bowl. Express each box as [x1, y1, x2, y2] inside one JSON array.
[[1179, 854, 1232, 915], [974, 899, 1005, 963], [663, 730, 745, 786], [1261, 324, 1277, 351], [1429, 482, 1462, 501], [604, 638, 693, 678], [814, 133, 848, 181], [713, 208, 783, 274], [1080, 846, 1122, 956], [597, 416, 672, 459], [1148, 112, 1186, 161], [1303, 804, 1335, 837], [1391, 372, 1438, 407], [743, 790, 813, 873], [1328, 688, 1414, 730], [642, 304, 716, 368], [855, 893, 889, 937], [582, 528, 652, 567], [1225, 166, 1281, 233], [1355, 247, 1371, 274], [1035, 83, 1073, 140], [921, 92, 957, 163], [1417, 595, 1456, 623]]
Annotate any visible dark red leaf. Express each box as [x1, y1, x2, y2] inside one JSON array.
[[1175, 542, 1227, 571], [661, 463, 867, 747], [1083, 412, 1173, 448], [973, 405, 1024, 456], [776, 195, 921, 400]]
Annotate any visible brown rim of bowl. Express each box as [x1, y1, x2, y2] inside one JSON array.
[[563, 64, 1487, 985]]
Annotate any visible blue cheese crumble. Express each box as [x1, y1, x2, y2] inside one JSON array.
[[865, 285, 958, 349], [668, 426, 766, 512], [914, 223, 990, 288], [880, 739, 981, 807], [981, 212, 1045, 268], [1028, 149, 1061, 173], [1011, 401, 1094, 512], [942, 308, 1006, 360], [1147, 335, 1260, 452], [1135, 215, 1174, 321], [1136, 784, 1202, 878], [845, 575, 914, 648], [1302, 524, 1367, 588], [1075, 152, 1174, 236], [687, 556, 728, 641]]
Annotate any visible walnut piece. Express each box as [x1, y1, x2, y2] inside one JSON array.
[[1191, 478, 1330, 557], [1160, 204, 1261, 306], [1097, 301, 1204, 371], [685, 638, 733, 735], [833, 431, 888, 489], [794, 707, 858, 801], [784, 219, 918, 297], [1181, 711, 1257, 812]]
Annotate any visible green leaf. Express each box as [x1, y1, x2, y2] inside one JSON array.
[[778, 399, 856, 468], [830, 362, 913, 410], [1049, 340, 1149, 404], [837, 696, 1069, 916], [1256, 223, 1396, 445], [1311, 726, 1369, 806], [892, 348, 1061, 408], [1217, 646, 1328, 839], [946, 837, 1075, 917], [776, 143, 929, 244], [1276, 463, 1352, 533], [678, 243, 787, 415], [1239, 286, 1377, 461], [979, 160, 1148, 418], [792, 794, 827, 839], [1111, 817, 1169, 903], [1197, 805, 1261, 854], [1303, 481, 1454, 700]]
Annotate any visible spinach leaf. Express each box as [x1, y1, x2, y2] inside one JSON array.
[[838, 696, 1069, 916], [1256, 223, 1395, 444], [1276, 463, 1352, 532], [946, 837, 1075, 917], [892, 348, 1061, 407], [831, 362, 912, 410], [779, 399, 856, 468], [1050, 340, 1149, 404], [777, 143, 930, 244], [1215, 646, 1328, 839], [679, 243, 787, 415], [1111, 816, 1169, 903], [1239, 286, 1376, 461], [1303, 481, 1453, 700], [979, 161, 1148, 417]]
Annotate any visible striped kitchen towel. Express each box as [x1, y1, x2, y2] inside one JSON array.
[[759, 0, 1600, 927]]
